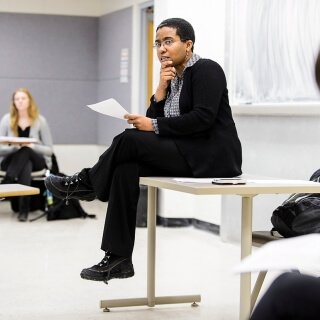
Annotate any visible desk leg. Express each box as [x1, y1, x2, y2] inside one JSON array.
[[100, 185, 200, 310], [147, 186, 157, 307], [146, 186, 200, 307], [100, 187, 157, 310], [239, 195, 254, 320]]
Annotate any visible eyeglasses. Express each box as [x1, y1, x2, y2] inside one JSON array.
[[153, 39, 175, 49]]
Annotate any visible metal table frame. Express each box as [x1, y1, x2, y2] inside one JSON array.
[[100, 175, 320, 319]]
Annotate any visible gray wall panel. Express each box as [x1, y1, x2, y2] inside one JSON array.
[[98, 9, 132, 81], [97, 79, 131, 145], [0, 12, 98, 144], [35, 80, 98, 144], [96, 8, 132, 146], [0, 9, 134, 145], [0, 13, 98, 80], [0, 79, 97, 143]]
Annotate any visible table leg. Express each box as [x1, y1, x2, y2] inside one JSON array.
[[100, 185, 200, 310], [100, 187, 157, 310], [239, 195, 255, 320], [146, 186, 200, 306], [147, 186, 157, 307]]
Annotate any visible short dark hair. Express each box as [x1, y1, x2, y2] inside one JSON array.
[[156, 18, 195, 52]]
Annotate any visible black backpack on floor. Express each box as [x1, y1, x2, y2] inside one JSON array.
[[44, 196, 96, 221], [271, 169, 320, 237], [30, 190, 96, 222], [30, 171, 96, 222]]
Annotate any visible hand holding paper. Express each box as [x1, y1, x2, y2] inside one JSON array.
[[87, 98, 153, 131], [87, 98, 129, 120]]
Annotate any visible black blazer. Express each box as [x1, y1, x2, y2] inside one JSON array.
[[147, 59, 242, 178]]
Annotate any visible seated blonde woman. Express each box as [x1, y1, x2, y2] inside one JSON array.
[[0, 88, 53, 221]]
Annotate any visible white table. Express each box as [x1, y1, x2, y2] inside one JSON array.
[[100, 174, 320, 319]]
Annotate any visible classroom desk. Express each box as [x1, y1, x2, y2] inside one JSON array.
[[100, 175, 320, 320], [0, 184, 40, 198]]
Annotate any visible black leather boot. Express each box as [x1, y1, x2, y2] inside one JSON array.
[[18, 196, 30, 222]]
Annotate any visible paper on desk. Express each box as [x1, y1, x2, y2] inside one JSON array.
[[173, 178, 214, 183], [87, 98, 129, 120], [247, 179, 317, 185], [173, 177, 243, 183], [0, 136, 39, 144], [233, 234, 320, 275], [174, 178, 317, 185]]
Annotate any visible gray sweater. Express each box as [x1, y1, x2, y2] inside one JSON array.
[[0, 113, 53, 169]]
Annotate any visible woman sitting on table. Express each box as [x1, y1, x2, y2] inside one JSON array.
[[0, 88, 53, 221], [45, 18, 242, 283]]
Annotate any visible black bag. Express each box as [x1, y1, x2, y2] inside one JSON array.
[[30, 170, 96, 222], [45, 197, 96, 221], [136, 184, 161, 227], [30, 191, 96, 222], [271, 169, 320, 237], [136, 184, 148, 227]]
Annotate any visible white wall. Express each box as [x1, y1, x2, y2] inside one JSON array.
[[53, 145, 105, 175], [221, 112, 320, 243], [152, 0, 226, 90], [158, 190, 221, 225]]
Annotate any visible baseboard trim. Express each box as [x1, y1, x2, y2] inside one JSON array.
[[157, 216, 193, 227], [192, 219, 220, 235], [156, 216, 220, 235]]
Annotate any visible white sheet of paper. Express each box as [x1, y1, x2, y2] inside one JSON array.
[[247, 179, 316, 185], [0, 136, 39, 144], [87, 98, 129, 120], [173, 177, 244, 184], [173, 178, 214, 183], [173, 178, 317, 185], [233, 234, 320, 275]]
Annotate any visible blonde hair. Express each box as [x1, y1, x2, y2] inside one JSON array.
[[10, 88, 39, 136]]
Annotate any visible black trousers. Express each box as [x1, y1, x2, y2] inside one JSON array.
[[88, 129, 193, 257], [1, 146, 46, 185], [250, 272, 320, 320], [1, 147, 47, 214]]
